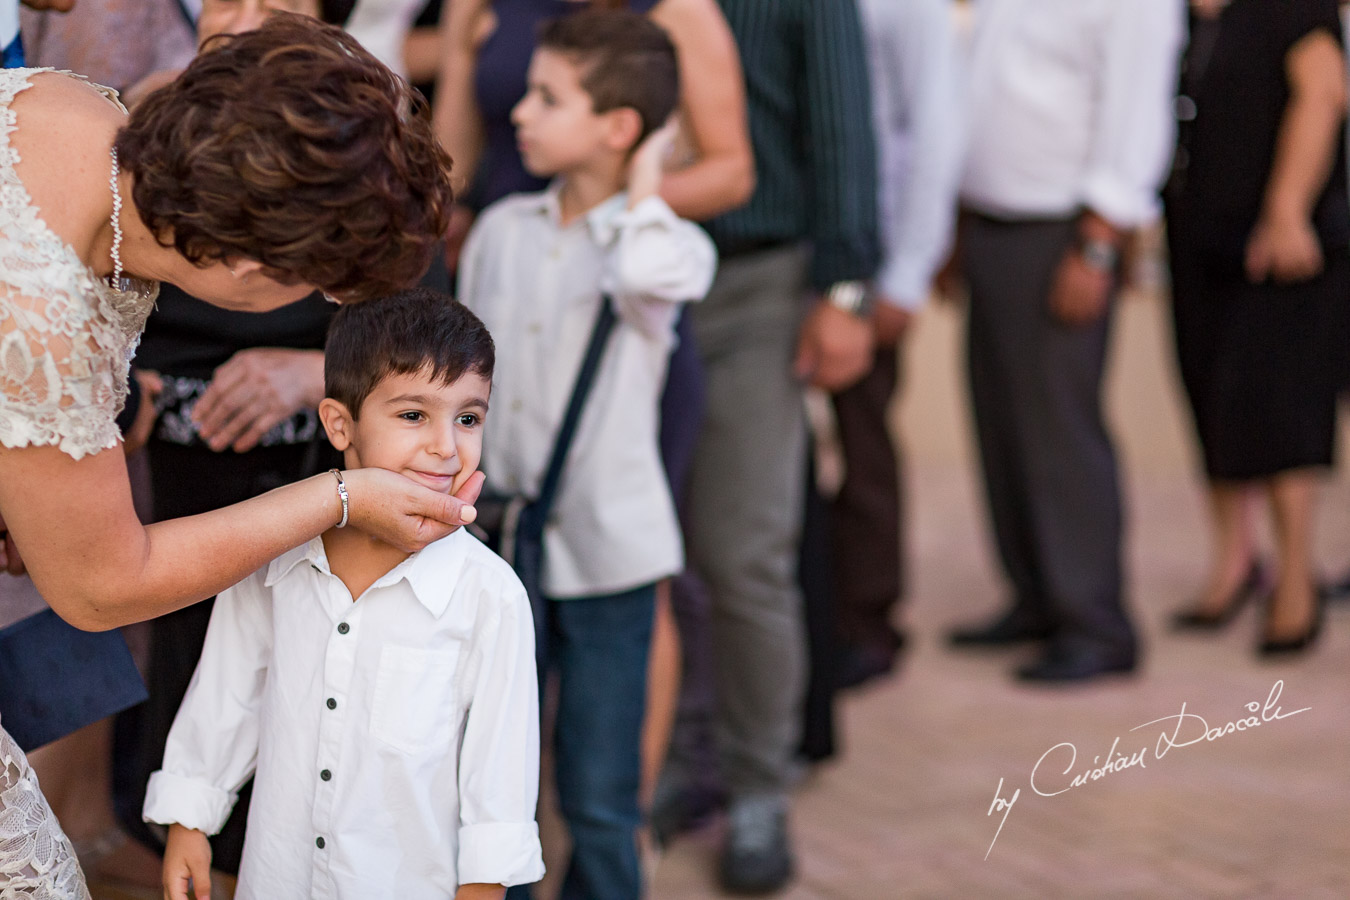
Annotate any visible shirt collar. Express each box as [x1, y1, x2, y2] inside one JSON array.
[[528, 181, 629, 244], [264, 530, 469, 619]]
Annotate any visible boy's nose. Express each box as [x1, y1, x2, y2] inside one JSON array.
[[427, 425, 460, 461]]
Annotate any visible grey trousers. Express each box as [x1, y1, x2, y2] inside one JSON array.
[[962, 215, 1136, 655], [684, 243, 810, 799]]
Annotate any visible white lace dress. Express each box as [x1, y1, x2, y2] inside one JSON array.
[[0, 68, 158, 899]]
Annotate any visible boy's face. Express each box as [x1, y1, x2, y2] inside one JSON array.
[[319, 368, 491, 498], [512, 48, 633, 177]]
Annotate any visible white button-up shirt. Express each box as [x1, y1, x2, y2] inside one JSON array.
[[961, 0, 1186, 228], [458, 187, 717, 598], [860, 0, 966, 310], [143, 529, 544, 899]]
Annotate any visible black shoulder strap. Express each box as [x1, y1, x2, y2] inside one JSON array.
[[531, 295, 617, 522]]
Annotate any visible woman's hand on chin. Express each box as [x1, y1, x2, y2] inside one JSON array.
[[343, 468, 484, 552]]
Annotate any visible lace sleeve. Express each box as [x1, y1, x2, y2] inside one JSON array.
[[0, 69, 157, 461]]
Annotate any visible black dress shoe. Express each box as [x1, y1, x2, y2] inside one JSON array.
[[1323, 570, 1350, 603], [1171, 561, 1264, 630], [1259, 594, 1325, 657], [1015, 643, 1136, 683], [949, 610, 1054, 647], [834, 639, 901, 690]]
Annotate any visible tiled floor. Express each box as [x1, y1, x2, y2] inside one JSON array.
[[646, 460, 1350, 899]]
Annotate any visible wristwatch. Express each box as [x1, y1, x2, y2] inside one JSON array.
[[823, 280, 873, 317], [1079, 238, 1121, 273]]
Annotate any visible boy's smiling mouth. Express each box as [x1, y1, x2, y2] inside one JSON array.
[[408, 469, 459, 491]]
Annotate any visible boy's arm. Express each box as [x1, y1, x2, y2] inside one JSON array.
[[605, 141, 719, 339], [454, 884, 507, 900], [143, 572, 274, 835], [456, 583, 545, 890]]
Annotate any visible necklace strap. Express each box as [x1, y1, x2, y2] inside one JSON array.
[[108, 146, 125, 289]]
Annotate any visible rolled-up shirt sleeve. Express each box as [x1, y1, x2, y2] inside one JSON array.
[[1082, 0, 1186, 228], [143, 571, 273, 835], [602, 196, 717, 341], [868, 0, 966, 310], [456, 584, 544, 887]]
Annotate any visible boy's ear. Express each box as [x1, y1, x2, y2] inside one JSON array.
[[604, 106, 645, 155], [317, 398, 355, 452]]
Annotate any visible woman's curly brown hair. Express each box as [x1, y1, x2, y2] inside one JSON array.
[[114, 13, 453, 303]]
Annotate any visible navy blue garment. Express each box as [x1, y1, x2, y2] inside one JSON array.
[[471, 0, 660, 211], [1, 33, 22, 69], [0, 609, 147, 752]]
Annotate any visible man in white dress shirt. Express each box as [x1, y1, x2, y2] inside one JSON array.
[[947, 0, 1185, 681], [831, 0, 965, 688]]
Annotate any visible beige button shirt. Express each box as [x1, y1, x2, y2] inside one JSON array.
[[458, 187, 717, 598]]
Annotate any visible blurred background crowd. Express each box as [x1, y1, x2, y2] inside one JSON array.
[[4, 0, 1348, 896]]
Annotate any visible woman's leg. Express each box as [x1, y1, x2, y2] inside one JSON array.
[[640, 581, 680, 811], [1194, 480, 1260, 613], [1265, 470, 1320, 640], [27, 720, 163, 889]]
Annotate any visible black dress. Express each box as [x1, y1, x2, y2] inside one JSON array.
[[121, 287, 340, 870], [1165, 0, 1350, 481]]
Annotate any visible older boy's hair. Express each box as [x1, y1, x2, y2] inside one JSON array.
[[538, 9, 679, 147], [325, 288, 495, 417]]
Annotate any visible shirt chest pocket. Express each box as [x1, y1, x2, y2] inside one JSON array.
[[369, 645, 462, 755]]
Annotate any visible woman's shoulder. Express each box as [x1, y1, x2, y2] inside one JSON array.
[[3, 71, 124, 267]]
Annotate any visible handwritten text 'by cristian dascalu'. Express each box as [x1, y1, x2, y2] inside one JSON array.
[[984, 680, 1310, 860]]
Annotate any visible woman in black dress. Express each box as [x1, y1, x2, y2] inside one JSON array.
[[1166, 0, 1349, 653]]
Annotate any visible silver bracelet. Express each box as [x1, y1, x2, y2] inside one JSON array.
[[329, 468, 349, 528]]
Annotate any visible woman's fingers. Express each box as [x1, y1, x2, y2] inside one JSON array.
[[345, 469, 484, 552]]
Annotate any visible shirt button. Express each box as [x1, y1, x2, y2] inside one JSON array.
[[511, 399, 523, 412], [337, 622, 350, 635], [320, 769, 332, 781], [326, 698, 337, 710], [316, 836, 326, 849]]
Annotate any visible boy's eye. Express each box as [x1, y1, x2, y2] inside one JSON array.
[[457, 413, 481, 428], [399, 411, 425, 423]]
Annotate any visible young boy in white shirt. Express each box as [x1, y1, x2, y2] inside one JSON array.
[[456, 9, 715, 899], [144, 288, 545, 900]]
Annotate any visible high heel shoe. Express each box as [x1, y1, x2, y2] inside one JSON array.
[[1171, 561, 1264, 631], [1259, 590, 1325, 657]]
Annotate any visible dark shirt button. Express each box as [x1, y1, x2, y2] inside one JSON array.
[[337, 622, 350, 635], [316, 836, 326, 849], [320, 769, 332, 781], [326, 698, 337, 710]]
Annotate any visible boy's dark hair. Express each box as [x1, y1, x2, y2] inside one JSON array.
[[537, 9, 680, 147], [325, 288, 495, 417]]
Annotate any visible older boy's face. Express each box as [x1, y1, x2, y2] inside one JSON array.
[[512, 48, 615, 178], [198, 0, 322, 45], [340, 369, 491, 497]]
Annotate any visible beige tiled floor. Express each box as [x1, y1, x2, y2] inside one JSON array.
[[648, 459, 1350, 900]]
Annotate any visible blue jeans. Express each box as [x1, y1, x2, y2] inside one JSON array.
[[507, 583, 655, 900]]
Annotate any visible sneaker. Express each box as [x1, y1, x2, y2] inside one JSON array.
[[719, 794, 793, 894]]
